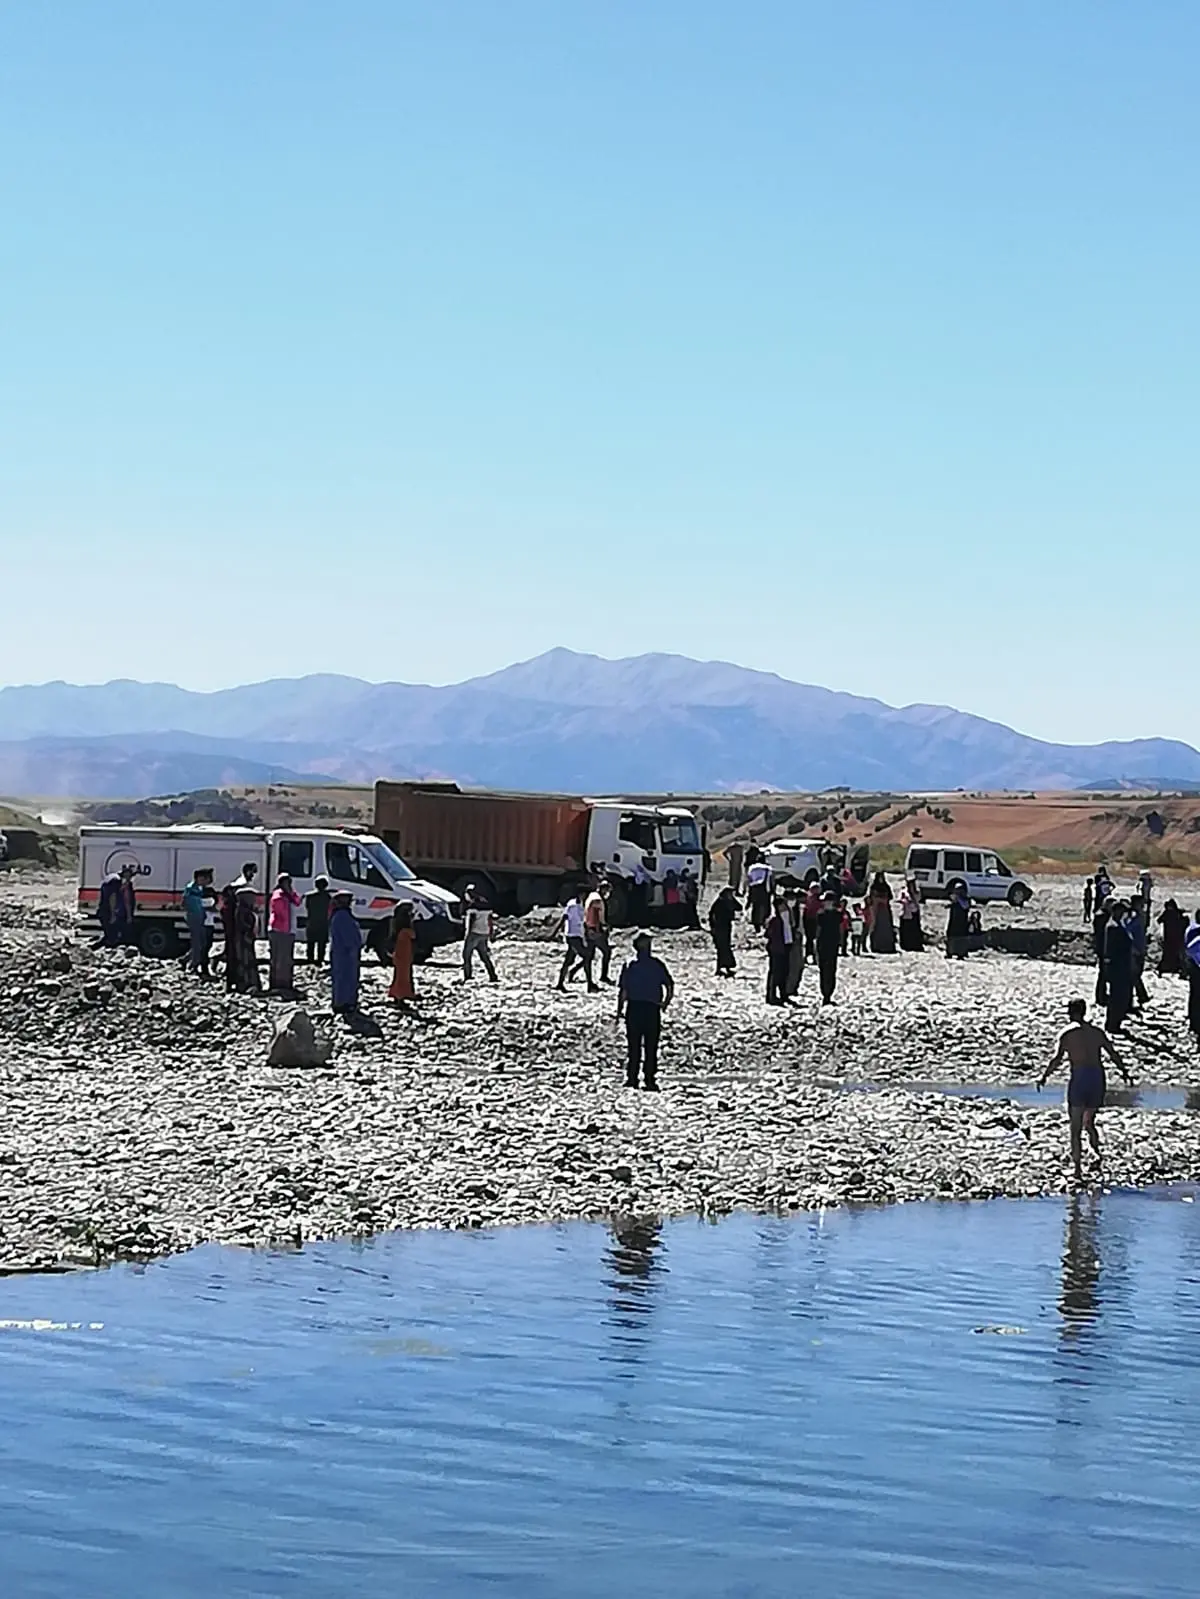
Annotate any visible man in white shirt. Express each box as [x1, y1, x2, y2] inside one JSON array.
[[555, 891, 598, 992], [584, 879, 612, 984], [746, 858, 772, 932], [462, 887, 498, 983]]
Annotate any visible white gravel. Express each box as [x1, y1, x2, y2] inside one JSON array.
[[3, 869, 1200, 1271]]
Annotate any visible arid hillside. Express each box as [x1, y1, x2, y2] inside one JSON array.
[[63, 782, 1200, 875]]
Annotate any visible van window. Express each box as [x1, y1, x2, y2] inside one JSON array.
[[943, 850, 965, 872], [326, 840, 389, 891], [965, 852, 982, 874], [908, 848, 938, 870], [278, 840, 313, 879]]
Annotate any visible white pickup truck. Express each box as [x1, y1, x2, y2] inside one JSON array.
[[761, 838, 870, 893], [78, 824, 462, 961]]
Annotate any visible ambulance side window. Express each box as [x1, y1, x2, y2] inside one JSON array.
[[965, 852, 982, 874], [278, 841, 313, 878], [326, 841, 388, 890]]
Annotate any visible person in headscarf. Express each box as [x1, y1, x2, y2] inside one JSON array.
[[945, 879, 970, 960], [329, 889, 363, 1014], [267, 872, 301, 994], [1103, 900, 1133, 1034], [898, 879, 924, 952], [868, 872, 896, 954], [707, 886, 739, 977], [1158, 898, 1187, 976], [388, 899, 416, 1008]]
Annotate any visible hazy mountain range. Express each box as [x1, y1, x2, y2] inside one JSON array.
[[1, 649, 1197, 799]]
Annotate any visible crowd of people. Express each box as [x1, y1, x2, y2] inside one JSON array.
[[93, 842, 1200, 1128], [707, 846, 994, 1007], [1083, 863, 1200, 1049]]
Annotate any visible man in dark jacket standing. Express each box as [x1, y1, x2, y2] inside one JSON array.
[[815, 892, 842, 1004], [617, 932, 674, 1090], [305, 875, 332, 965], [764, 897, 793, 1005]]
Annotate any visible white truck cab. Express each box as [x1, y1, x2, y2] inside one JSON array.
[[583, 803, 704, 923], [905, 842, 1032, 906], [78, 824, 462, 960]]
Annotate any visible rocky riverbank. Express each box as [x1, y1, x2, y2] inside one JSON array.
[[3, 870, 1200, 1271]]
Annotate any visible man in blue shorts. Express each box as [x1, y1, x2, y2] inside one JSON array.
[[1039, 998, 1132, 1184]]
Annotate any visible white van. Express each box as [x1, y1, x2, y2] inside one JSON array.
[[904, 843, 1032, 906], [78, 824, 463, 961]]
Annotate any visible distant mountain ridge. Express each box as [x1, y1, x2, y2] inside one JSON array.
[[1, 649, 1197, 798]]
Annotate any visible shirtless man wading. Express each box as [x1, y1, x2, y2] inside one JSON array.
[[1039, 998, 1132, 1184]]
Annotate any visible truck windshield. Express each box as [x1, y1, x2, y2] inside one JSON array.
[[658, 819, 701, 855], [365, 840, 416, 883]]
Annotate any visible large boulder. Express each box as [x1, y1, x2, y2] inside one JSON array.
[[267, 1008, 333, 1067]]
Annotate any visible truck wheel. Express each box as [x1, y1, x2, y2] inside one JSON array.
[[412, 938, 433, 966], [1008, 883, 1031, 908], [605, 878, 630, 926], [137, 922, 179, 960]]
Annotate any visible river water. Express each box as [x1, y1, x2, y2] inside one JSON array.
[[3, 1195, 1199, 1598]]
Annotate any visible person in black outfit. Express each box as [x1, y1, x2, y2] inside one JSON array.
[[617, 932, 675, 1090], [815, 892, 842, 1004], [945, 881, 970, 959], [305, 875, 332, 965], [1186, 919, 1200, 1046], [1104, 901, 1134, 1034], [1092, 898, 1112, 1004], [707, 887, 739, 976], [764, 897, 792, 1005]]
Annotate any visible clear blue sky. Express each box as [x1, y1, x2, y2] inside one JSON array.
[[2, 2, 1196, 744]]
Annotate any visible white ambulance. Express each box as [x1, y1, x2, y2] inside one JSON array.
[[78, 824, 463, 961]]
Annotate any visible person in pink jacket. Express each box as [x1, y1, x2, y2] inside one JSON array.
[[268, 872, 302, 994]]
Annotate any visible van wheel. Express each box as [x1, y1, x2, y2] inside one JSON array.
[[1008, 884, 1031, 908], [137, 922, 179, 960]]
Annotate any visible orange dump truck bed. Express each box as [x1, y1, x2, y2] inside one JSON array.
[[374, 782, 591, 875]]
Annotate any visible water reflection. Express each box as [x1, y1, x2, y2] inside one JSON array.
[[1058, 1194, 1102, 1340], [605, 1215, 665, 1361]]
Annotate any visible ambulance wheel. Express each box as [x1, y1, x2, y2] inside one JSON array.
[[137, 922, 179, 960], [1008, 883, 1031, 908]]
